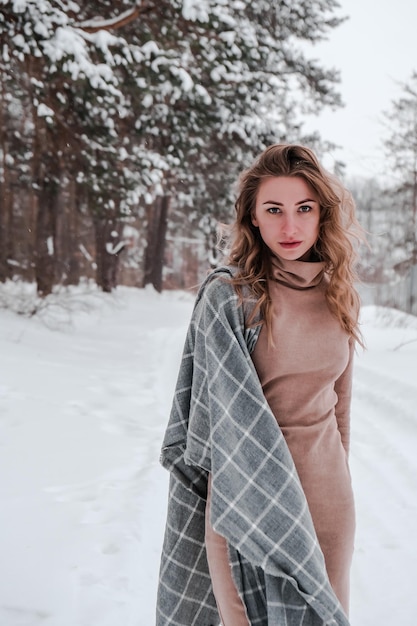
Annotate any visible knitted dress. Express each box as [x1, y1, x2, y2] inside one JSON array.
[[205, 256, 355, 623], [251, 256, 355, 611]]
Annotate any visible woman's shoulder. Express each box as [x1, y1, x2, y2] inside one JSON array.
[[196, 265, 240, 303], [194, 266, 262, 350]]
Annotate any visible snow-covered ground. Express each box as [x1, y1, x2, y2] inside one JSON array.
[[0, 283, 416, 626]]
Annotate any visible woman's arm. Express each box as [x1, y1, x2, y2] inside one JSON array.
[[334, 339, 355, 456]]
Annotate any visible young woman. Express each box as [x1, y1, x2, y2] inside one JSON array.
[[157, 144, 363, 626]]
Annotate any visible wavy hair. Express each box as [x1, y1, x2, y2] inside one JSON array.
[[226, 143, 364, 345]]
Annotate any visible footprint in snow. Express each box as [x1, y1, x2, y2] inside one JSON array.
[[0, 605, 51, 625]]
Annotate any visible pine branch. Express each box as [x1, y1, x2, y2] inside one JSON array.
[[74, 4, 152, 33]]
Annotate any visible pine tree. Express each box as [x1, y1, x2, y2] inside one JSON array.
[[122, 0, 345, 288], [0, 0, 345, 293], [383, 71, 417, 312]]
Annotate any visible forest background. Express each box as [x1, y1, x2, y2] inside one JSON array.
[[1, 0, 416, 314]]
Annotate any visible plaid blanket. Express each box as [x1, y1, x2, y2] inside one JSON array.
[[156, 267, 350, 626]]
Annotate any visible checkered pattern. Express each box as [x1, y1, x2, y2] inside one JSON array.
[[156, 268, 349, 626]]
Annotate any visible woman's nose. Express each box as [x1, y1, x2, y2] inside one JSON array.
[[281, 215, 297, 235]]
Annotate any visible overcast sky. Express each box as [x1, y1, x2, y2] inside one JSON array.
[[303, 0, 416, 180]]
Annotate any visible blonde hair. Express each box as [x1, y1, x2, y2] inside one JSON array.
[[227, 143, 364, 346]]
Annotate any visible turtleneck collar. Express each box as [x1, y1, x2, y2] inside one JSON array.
[[270, 254, 326, 290]]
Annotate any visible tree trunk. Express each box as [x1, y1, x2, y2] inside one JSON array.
[[143, 195, 170, 292], [406, 167, 417, 313], [65, 205, 81, 286], [94, 217, 125, 292], [0, 68, 11, 282], [34, 180, 59, 296], [0, 186, 8, 282], [61, 178, 81, 286]]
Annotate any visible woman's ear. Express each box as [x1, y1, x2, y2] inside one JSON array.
[[251, 213, 258, 227]]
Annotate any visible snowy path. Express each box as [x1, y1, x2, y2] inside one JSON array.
[[0, 287, 190, 626], [0, 287, 416, 625], [350, 356, 417, 625]]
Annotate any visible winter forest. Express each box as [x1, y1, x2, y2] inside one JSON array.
[[1, 0, 416, 311], [1, 2, 417, 626]]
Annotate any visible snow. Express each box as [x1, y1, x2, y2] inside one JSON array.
[[0, 284, 416, 625], [169, 66, 194, 93], [181, 0, 210, 23], [37, 103, 54, 118]]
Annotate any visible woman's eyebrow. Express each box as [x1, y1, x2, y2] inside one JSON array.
[[296, 198, 317, 205], [261, 198, 317, 206]]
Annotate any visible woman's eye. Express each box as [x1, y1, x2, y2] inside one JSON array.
[[299, 205, 312, 213], [267, 207, 281, 214]]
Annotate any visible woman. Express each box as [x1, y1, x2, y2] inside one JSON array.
[[157, 144, 363, 626]]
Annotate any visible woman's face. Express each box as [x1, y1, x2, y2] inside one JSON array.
[[252, 176, 320, 261]]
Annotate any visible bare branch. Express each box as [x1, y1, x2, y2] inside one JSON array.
[[74, 4, 152, 34], [392, 337, 417, 351]]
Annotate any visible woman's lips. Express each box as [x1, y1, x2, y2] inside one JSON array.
[[279, 241, 302, 249]]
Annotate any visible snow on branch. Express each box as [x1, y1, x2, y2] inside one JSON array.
[[74, 5, 151, 34]]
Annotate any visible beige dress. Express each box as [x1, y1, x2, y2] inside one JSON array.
[[251, 256, 355, 612], [205, 257, 355, 622]]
